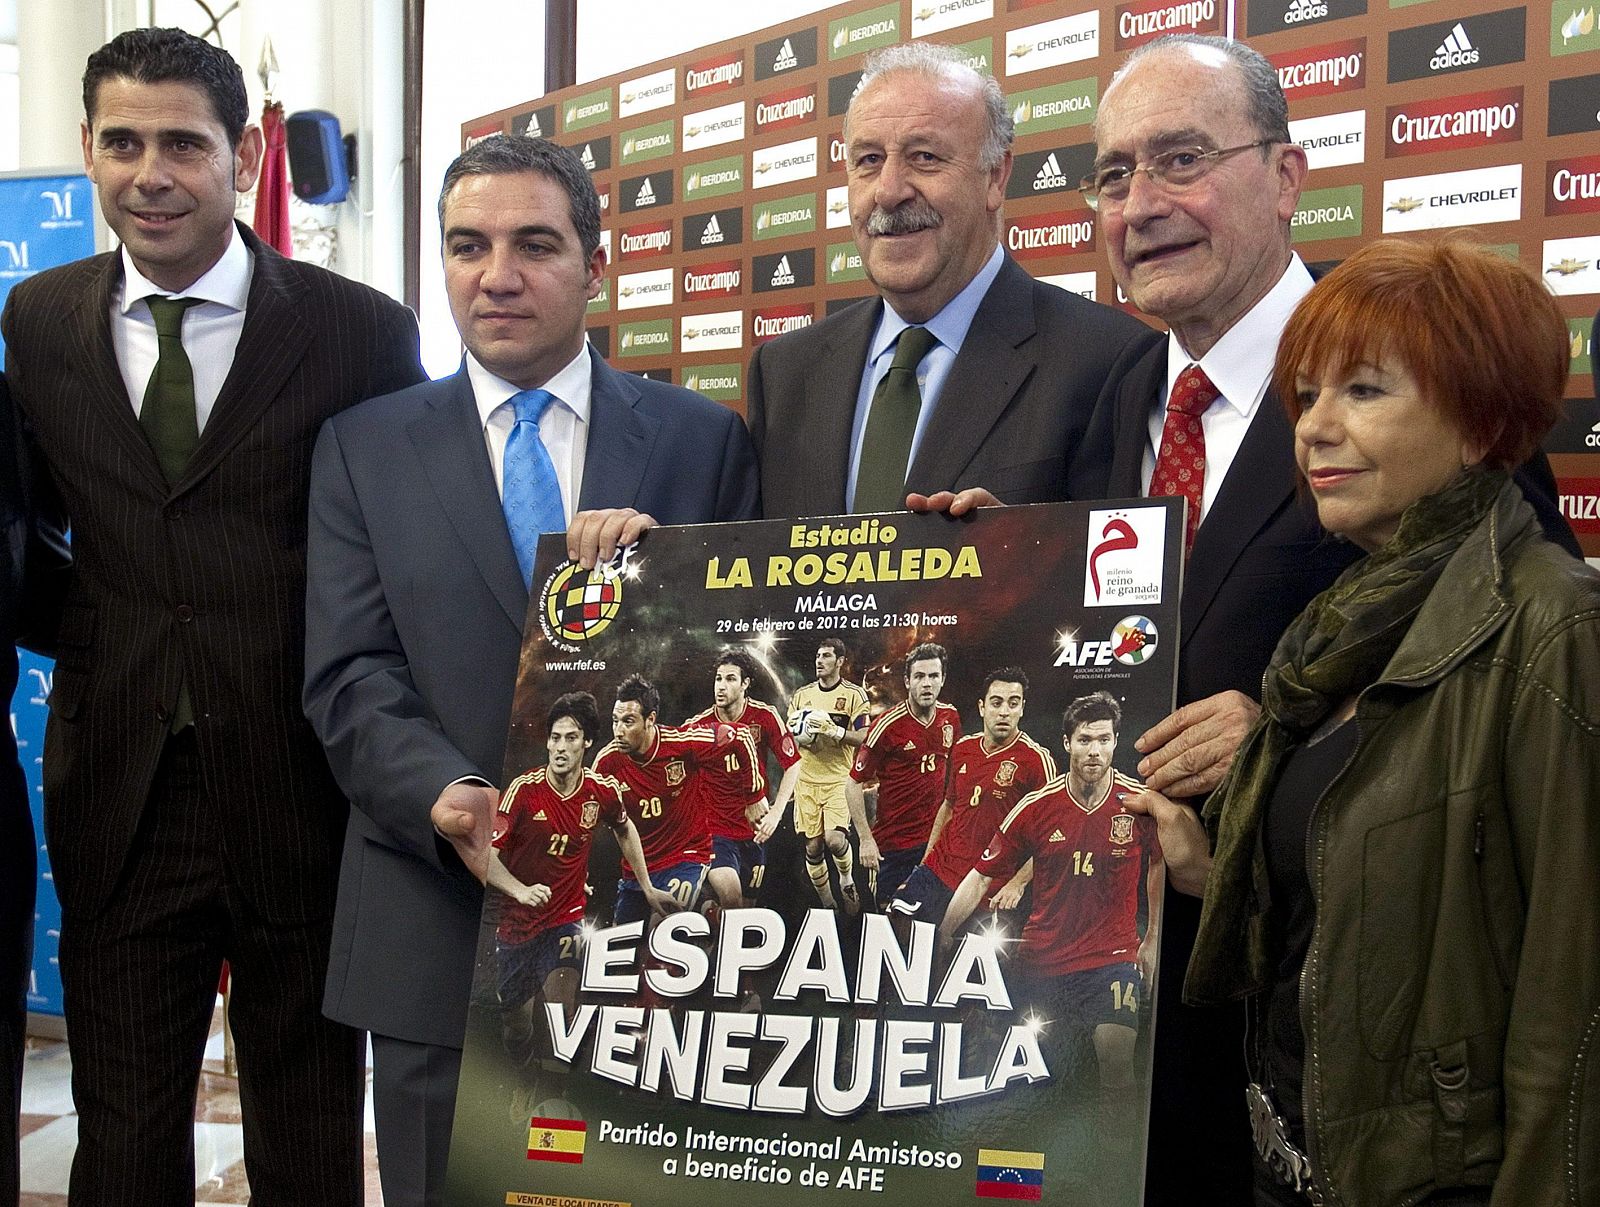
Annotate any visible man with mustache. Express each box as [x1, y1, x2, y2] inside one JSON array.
[[746, 42, 1157, 520]]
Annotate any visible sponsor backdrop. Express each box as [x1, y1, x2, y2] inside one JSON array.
[[0, 171, 96, 1019], [464, 0, 1600, 556]]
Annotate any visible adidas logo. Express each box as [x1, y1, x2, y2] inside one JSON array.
[[1284, 0, 1329, 22], [701, 214, 723, 245], [634, 177, 657, 205], [1048, 828, 1068, 843], [522, 113, 543, 136], [901, 739, 917, 751], [1430, 22, 1480, 69], [771, 255, 795, 286], [580, 144, 595, 169], [773, 38, 798, 71], [532, 809, 548, 821], [1033, 152, 1068, 191]]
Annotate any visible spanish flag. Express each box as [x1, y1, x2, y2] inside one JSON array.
[[526, 1116, 586, 1164], [975, 1148, 1045, 1200]]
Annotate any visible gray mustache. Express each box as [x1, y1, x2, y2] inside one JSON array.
[[865, 201, 944, 236]]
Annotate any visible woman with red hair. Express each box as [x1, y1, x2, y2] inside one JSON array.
[[1147, 236, 1600, 1206]]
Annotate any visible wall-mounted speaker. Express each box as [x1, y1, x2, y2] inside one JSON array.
[[285, 110, 351, 205]]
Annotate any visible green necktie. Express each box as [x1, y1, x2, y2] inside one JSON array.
[[141, 296, 202, 485], [854, 325, 937, 514], [142, 296, 201, 731]]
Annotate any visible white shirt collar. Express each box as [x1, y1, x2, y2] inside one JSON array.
[[867, 243, 1006, 365], [118, 223, 253, 314], [1164, 255, 1315, 416], [467, 342, 593, 429]]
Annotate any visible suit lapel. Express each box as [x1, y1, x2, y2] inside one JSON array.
[[578, 351, 657, 511], [410, 370, 528, 629], [67, 255, 171, 495], [905, 258, 1036, 493], [796, 302, 877, 513], [180, 229, 313, 492], [1107, 341, 1166, 499], [1181, 391, 1299, 637]]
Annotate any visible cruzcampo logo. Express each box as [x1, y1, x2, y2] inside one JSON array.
[[617, 318, 673, 358], [826, 240, 867, 283], [753, 192, 817, 240], [829, 2, 900, 59], [1010, 78, 1099, 134], [620, 118, 675, 165], [1291, 185, 1364, 242], [587, 278, 611, 314], [1553, 1, 1600, 56], [563, 87, 612, 133], [1570, 315, 1594, 377], [683, 363, 744, 400], [951, 36, 994, 74], [683, 154, 745, 201]]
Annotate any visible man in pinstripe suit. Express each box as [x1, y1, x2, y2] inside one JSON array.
[[0, 28, 423, 1205]]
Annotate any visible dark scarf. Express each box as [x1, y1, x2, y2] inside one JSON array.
[[1185, 469, 1508, 1003]]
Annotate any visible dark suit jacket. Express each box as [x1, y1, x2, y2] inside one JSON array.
[[304, 351, 760, 1047], [746, 254, 1161, 517], [0, 224, 424, 924]]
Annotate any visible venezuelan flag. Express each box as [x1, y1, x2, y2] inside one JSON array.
[[526, 1116, 587, 1164], [975, 1148, 1045, 1200]]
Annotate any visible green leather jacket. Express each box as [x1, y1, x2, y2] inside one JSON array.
[[1188, 481, 1600, 1206]]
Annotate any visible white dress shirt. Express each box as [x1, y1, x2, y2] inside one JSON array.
[[110, 224, 253, 431], [1141, 256, 1315, 524], [467, 342, 592, 521]]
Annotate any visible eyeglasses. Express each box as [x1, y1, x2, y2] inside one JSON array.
[[1078, 140, 1277, 211]]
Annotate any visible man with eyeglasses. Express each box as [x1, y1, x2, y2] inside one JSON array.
[[1087, 34, 1576, 1205], [746, 41, 1156, 521]]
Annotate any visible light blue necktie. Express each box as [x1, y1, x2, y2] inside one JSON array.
[[502, 388, 566, 588]]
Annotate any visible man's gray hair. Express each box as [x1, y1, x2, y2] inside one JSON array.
[[437, 134, 603, 259], [1110, 34, 1291, 145], [847, 42, 1015, 170]]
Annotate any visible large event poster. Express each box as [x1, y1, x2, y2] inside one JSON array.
[[446, 499, 1183, 1207], [0, 170, 96, 1018]]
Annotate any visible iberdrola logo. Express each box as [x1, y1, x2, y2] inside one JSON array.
[[539, 551, 632, 651]]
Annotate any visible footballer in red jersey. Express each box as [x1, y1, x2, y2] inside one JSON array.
[[594, 674, 734, 927], [943, 690, 1162, 1152], [487, 693, 674, 1032], [892, 668, 1055, 929], [848, 642, 961, 903], [681, 648, 802, 911]]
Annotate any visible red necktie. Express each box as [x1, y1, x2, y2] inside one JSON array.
[[1153, 363, 1218, 553]]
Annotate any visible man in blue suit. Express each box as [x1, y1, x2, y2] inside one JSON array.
[[302, 136, 759, 1207]]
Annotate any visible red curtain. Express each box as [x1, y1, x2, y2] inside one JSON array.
[[252, 100, 292, 256]]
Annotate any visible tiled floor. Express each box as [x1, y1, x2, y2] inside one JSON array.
[[18, 1000, 384, 1206]]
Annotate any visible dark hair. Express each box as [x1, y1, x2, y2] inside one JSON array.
[[438, 135, 603, 259], [979, 667, 1029, 700], [1063, 691, 1121, 738], [1111, 35, 1290, 146], [615, 674, 659, 720], [547, 691, 599, 744], [83, 28, 249, 148], [1274, 236, 1568, 469], [903, 642, 948, 679], [817, 637, 848, 662], [714, 647, 758, 688]]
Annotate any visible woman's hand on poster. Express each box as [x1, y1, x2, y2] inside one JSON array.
[[1126, 789, 1211, 897]]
